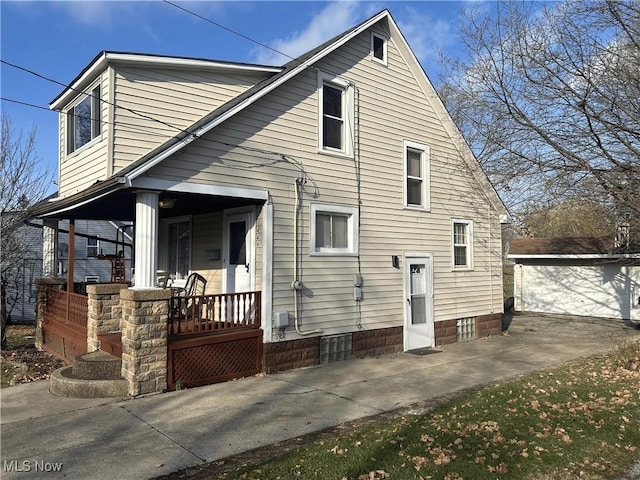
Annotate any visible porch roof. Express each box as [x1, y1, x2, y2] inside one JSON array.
[[30, 181, 262, 221]]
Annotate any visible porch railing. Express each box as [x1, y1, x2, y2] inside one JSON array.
[[45, 289, 88, 330], [168, 291, 261, 337]]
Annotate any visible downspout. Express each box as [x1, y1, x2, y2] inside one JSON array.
[[292, 178, 321, 336], [489, 204, 494, 312]]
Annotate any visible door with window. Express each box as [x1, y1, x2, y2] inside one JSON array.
[[404, 256, 434, 351], [223, 212, 254, 293]]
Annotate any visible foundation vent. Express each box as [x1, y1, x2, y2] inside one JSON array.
[[457, 317, 476, 342], [319, 333, 353, 364]]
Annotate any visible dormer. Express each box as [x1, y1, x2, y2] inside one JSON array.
[[50, 52, 281, 198]]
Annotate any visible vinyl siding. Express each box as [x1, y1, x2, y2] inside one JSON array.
[[58, 72, 110, 197], [111, 66, 271, 170], [146, 26, 504, 342]]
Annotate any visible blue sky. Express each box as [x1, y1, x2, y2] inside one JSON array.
[[1, 1, 472, 189]]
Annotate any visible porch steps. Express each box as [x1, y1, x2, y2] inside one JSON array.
[[50, 351, 128, 398]]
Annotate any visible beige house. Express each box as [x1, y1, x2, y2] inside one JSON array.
[[33, 10, 509, 392]]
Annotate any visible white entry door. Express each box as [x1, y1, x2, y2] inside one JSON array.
[[404, 256, 434, 351], [223, 212, 254, 293]]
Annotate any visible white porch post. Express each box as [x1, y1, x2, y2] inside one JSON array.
[[133, 191, 159, 289], [42, 218, 58, 277]]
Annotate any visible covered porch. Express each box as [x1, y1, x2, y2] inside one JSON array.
[[32, 179, 272, 394]]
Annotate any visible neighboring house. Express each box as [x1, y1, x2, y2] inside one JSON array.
[[4, 218, 132, 322], [32, 10, 509, 380], [508, 237, 640, 323]]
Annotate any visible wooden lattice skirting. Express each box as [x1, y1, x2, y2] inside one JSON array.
[[167, 329, 263, 390]]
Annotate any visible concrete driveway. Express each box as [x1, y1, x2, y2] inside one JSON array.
[[1, 313, 639, 480]]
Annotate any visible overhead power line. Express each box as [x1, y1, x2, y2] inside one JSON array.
[[162, 0, 296, 63], [1, 59, 194, 139]]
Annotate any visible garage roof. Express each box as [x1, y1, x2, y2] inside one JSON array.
[[508, 237, 640, 259]]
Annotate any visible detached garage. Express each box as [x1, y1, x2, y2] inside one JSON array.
[[508, 237, 640, 323]]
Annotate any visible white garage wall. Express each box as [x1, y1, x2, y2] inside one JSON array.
[[514, 263, 640, 321]]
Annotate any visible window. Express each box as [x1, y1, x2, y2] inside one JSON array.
[[310, 204, 359, 255], [317, 71, 354, 156], [403, 140, 430, 210], [452, 220, 473, 269], [371, 32, 387, 65], [167, 219, 191, 279], [85, 275, 100, 283], [67, 85, 101, 154], [87, 236, 99, 257]]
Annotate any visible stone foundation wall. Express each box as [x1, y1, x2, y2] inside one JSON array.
[[34, 278, 66, 351], [477, 313, 503, 338], [435, 319, 458, 346], [435, 313, 504, 346], [120, 288, 171, 396], [352, 326, 403, 358], [263, 337, 320, 373], [86, 284, 127, 352]]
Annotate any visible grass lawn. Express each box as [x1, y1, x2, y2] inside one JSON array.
[[211, 340, 640, 480]]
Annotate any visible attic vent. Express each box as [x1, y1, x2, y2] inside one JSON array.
[[319, 334, 352, 364], [457, 317, 476, 342]]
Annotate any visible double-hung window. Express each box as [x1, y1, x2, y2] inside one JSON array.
[[87, 236, 99, 257], [67, 85, 101, 154], [166, 218, 191, 279], [452, 219, 473, 269], [317, 71, 354, 156], [403, 140, 430, 210], [310, 204, 359, 256]]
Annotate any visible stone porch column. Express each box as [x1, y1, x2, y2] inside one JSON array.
[[42, 219, 59, 277], [120, 288, 171, 396], [86, 284, 127, 352], [34, 277, 66, 350], [133, 191, 159, 289]]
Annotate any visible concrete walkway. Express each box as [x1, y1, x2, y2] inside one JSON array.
[[1, 313, 639, 480]]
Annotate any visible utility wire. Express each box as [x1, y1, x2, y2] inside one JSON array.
[[1, 59, 195, 139], [162, 0, 296, 63]]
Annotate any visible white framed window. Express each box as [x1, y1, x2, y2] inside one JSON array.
[[85, 275, 100, 283], [452, 219, 473, 270], [163, 217, 191, 280], [371, 32, 388, 65], [317, 71, 354, 157], [310, 204, 359, 256], [87, 236, 99, 257], [66, 84, 101, 154], [403, 140, 430, 210]]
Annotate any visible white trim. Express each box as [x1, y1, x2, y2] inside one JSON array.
[[452, 219, 474, 271], [508, 253, 640, 260], [122, 11, 388, 181], [317, 71, 355, 157], [402, 253, 435, 351], [64, 81, 102, 156], [262, 202, 273, 344], [222, 207, 256, 293], [50, 52, 281, 110], [403, 140, 430, 211], [309, 203, 359, 256], [131, 177, 268, 200], [160, 215, 192, 281], [370, 31, 388, 66]]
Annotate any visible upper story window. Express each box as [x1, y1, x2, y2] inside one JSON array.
[[317, 71, 354, 157], [67, 85, 101, 154], [452, 219, 474, 270], [310, 203, 359, 256], [403, 140, 430, 210], [87, 236, 99, 257], [371, 32, 387, 65]]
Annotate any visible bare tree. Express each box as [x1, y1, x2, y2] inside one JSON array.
[[439, 1, 640, 234], [1, 113, 50, 347]]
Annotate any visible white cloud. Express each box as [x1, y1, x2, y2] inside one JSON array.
[[252, 1, 380, 65], [397, 6, 456, 69], [52, 0, 132, 27]]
